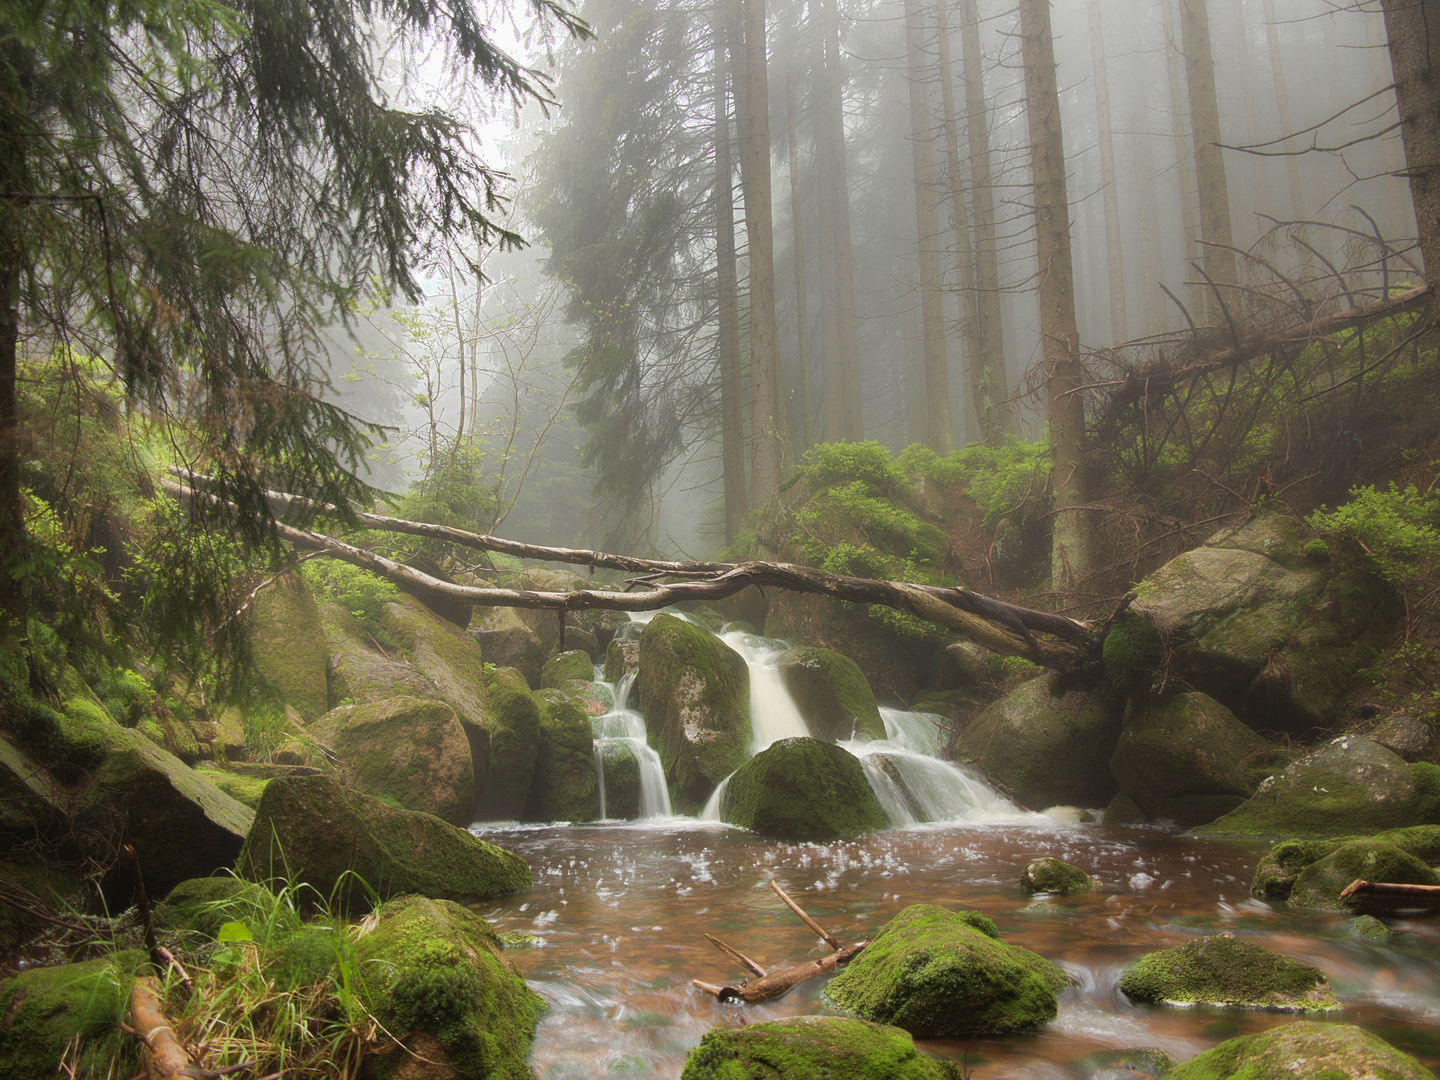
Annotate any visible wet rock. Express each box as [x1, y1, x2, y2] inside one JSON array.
[[679, 1016, 961, 1080], [1166, 1020, 1436, 1080], [603, 637, 639, 683], [249, 572, 331, 721], [956, 674, 1123, 809], [1020, 856, 1094, 895], [473, 667, 540, 821], [1197, 737, 1440, 838], [1074, 1048, 1175, 1080], [310, 697, 474, 826], [638, 614, 750, 812], [540, 649, 594, 690], [1342, 915, 1393, 943], [353, 895, 546, 1080], [1370, 711, 1436, 763], [1110, 692, 1275, 828], [824, 903, 1067, 1037], [597, 741, 640, 819], [1290, 839, 1440, 913], [469, 605, 545, 689], [236, 773, 529, 911], [720, 737, 886, 840], [1118, 932, 1338, 1011], [0, 951, 146, 1076], [765, 591, 920, 702], [1251, 839, 1344, 901], [1101, 791, 1152, 825], [524, 689, 598, 823], [774, 645, 885, 741]]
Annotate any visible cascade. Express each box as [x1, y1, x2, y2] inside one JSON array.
[[719, 630, 812, 751], [589, 667, 672, 819]]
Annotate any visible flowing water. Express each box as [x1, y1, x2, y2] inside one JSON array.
[[590, 670, 672, 820]]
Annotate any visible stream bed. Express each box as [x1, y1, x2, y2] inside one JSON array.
[[472, 819, 1440, 1079]]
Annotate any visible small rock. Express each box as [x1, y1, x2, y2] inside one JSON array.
[[540, 649, 595, 690], [1119, 932, 1338, 1011], [1020, 856, 1094, 895], [1370, 711, 1436, 763], [680, 1016, 960, 1080], [1167, 1020, 1435, 1080], [1341, 915, 1393, 943]]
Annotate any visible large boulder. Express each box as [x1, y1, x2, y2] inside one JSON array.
[[824, 904, 1067, 1037], [248, 572, 331, 721], [319, 602, 441, 709], [524, 690, 598, 823], [1167, 1021, 1436, 1080], [469, 605, 545, 688], [0, 951, 146, 1076], [765, 592, 920, 702], [378, 593, 493, 759], [720, 737, 887, 840], [504, 567, 590, 656], [1131, 514, 1402, 733], [309, 697, 475, 826], [680, 1016, 962, 1080], [236, 773, 529, 910], [1118, 932, 1338, 1011], [1251, 826, 1440, 900], [596, 741, 640, 819], [956, 675, 1122, 809], [1370, 711, 1437, 763], [1109, 692, 1276, 827], [638, 614, 750, 812], [604, 636, 639, 683], [540, 649, 594, 690], [774, 646, 885, 742], [352, 895, 546, 1080], [1197, 736, 1440, 837], [1290, 838, 1440, 913], [474, 667, 540, 821]]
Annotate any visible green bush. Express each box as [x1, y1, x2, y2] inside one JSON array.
[[899, 438, 1050, 525], [799, 440, 905, 491], [297, 559, 399, 635], [1307, 481, 1440, 581]]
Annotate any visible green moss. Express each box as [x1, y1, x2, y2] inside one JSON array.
[[194, 767, 271, 809], [0, 951, 147, 1076], [1167, 1020, 1436, 1080], [1341, 915, 1393, 943], [954, 909, 1000, 939], [1102, 611, 1164, 689], [248, 573, 331, 722], [679, 1016, 963, 1080], [477, 667, 540, 820], [720, 737, 887, 840], [1119, 933, 1338, 1011], [775, 646, 884, 741], [1020, 856, 1093, 895], [524, 689, 598, 822], [824, 904, 1066, 1038], [1251, 840, 1344, 901], [1102, 791, 1151, 825], [597, 741, 640, 819], [153, 876, 295, 937], [541, 650, 595, 689], [1303, 539, 1332, 562], [1291, 839, 1440, 913]]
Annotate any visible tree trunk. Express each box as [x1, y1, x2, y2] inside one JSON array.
[[742, 0, 785, 505], [0, 249, 21, 628], [957, 0, 1014, 443], [716, 7, 747, 540], [1087, 0, 1127, 344], [904, 0, 954, 453], [1018, 0, 1090, 588], [1228, 0, 1268, 239], [786, 75, 814, 456], [1178, 0, 1239, 302], [1162, 0, 1206, 320], [1381, 0, 1440, 280], [1132, 102, 1162, 334], [1367, 5, 1415, 242], [1261, 0, 1306, 224]]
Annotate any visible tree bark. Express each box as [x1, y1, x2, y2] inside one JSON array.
[[1132, 102, 1162, 334], [1018, 0, 1090, 588], [1227, 0, 1268, 239], [1381, 0, 1440, 280], [1178, 0, 1239, 301], [1261, 0, 1306, 224], [716, 7, 747, 541], [904, 0, 955, 453], [1162, 0, 1206, 320], [1087, 0, 1127, 344], [786, 74, 814, 456]]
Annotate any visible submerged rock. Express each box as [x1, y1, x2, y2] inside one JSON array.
[[1290, 839, 1440, 913], [524, 689, 598, 823], [774, 645, 885, 741], [1020, 856, 1094, 895], [0, 951, 146, 1076], [1167, 1020, 1436, 1080], [679, 1016, 963, 1080], [1342, 915, 1393, 943], [720, 737, 887, 840], [597, 740, 640, 819], [1073, 1048, 1175, 1080], [474, 666, 540, 821], [824, 904, 1067, 1038], [1118, 932, 1338, 1011]]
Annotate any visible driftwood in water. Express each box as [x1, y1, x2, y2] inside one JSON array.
[[692, 881, 868, 1005], [129, 977, 191, 1080], [1339, 878, 1440, 902]]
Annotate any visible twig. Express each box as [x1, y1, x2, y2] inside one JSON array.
[[769, 881, 842, 951]]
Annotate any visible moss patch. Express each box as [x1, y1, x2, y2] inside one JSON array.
[[1102, 610, 1164, 690], [679, 1016, 963, 1080], [1252, 840, 1345, 901], [774, 646, 885, 741], [249, 573, 331, 722], [475, 667, 540, 821], [720, 737, 887, 840], [196, 766, 271, 810], [1290, 839, 1440, 913], [1020, 857, 1093, 895], [1119, 932, 1338, 1011], [0, 951, 147, 1076], [541, 650, 595, 690], [1167, 1020, 1436, 1080], [524, 689, 598, 822]]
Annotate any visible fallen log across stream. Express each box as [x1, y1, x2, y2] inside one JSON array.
[[691, 881, 868, 1005]]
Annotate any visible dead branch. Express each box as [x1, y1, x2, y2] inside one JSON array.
[[769, 880, 843, 949], [1339, 879, 1440, 902], [129, 976, 191, 1080]]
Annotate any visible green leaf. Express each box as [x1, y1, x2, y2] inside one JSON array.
[[216, 920, 253, 943]]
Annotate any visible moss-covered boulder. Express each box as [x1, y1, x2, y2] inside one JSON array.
[[604, 636, 639, 684], [153, 876, 296, 937], [775, 646, 885, 742], [0, 735, 66, 850], [1370, 711, 1437, 763], [1167, 1020, 1436, 1080], [824, 904, 1067, 1037], [309, 697, 474, 826], [1343, 915, 1393, 942], [638, 614, 750, 812], [236, 773, 529, 910], [474, 667, 540, 821], [597, 740, 640, 819], [249, 572, 331, 721], [524, 689, 598, 823], [1110, 692, 1276, 828], [319, 601, 442, 709], [470, 605, 545, 688], [720, 737, 887, 840], [1290, 839, 1440, 913], [1119, 932, 1338, 1011], [353, 895, 545, 1080], [765, 591, 921, 702], [1102, 610, 1165, 692], [1102, 791, 1153, 825], [1197, 737, 1440, 838], [0, 951, 146, 1076], [1020, 856, 1093, 895], [1132, 514, 1402, 734], [956, 674, 1122, 809], [679, 1016, 963, 1080], [540, 649, 594, 690], [1252, 840, 1345, 900]]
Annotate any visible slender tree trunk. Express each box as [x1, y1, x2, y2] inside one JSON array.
[[958, 0, 1014, 442], [1087, 0, 1127, 344], [1162, 0, 1206, 320], [1132, 105, 1163, 334], [742, 0, 784, 505], [1179, 0, 1239, 302], [1228, 0, 1269, 237], [0, 250, 20, 626], [1367, 6, 1415, 242], [1381, 0, 1440, 280], [904, 0, 954, 453], [786, 75, 814, 456], [1018, 0, 1089, 588], [1261, 0, 1306, 224], [716, 8, 747, 539]]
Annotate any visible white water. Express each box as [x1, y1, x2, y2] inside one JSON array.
[[719, 630, 811, 752], [590, 668, 672, 819]]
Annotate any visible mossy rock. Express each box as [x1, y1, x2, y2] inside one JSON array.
[[474, 667, 540, 822], [774, 645, 885, 742], [1119, 932, 1338, 1011], [597, 740, 640, 819], [354, 895, 546, 1080], [470, 605, 545, 689], [1252, 840, 1345, 901], [0, 735, 66, 850], [956, 674, 1123, 809], [1071, 1048, 1175, 1079], [1020, 856, 1093, 895], [765, 590, 922, 702], [679, 1016, 964, 1080], [1102, 610, 1164, 691], [503, 567, 590, 656], [311, 697, 475, 826], [1167, 1020, 1436, 1080], [824, 904, 1067, 1038], [319, 601, 442, 709], [249, 572, 331, 722], [153, 876, 296, 938], [236, 773, 529, 911], [1290, 839, 1440, 913], [604, 637, 639, 684], [1197, 737, 1440, 838], [1342, 915, 1393, 943], [524, 689, 598, 823], [0, 951, 147, 1075], [1110, 692, 1275, 828], [720, 737, 887, 840], [1102, 791, 1152, 825], [638, 614, 750, 812], [540, 650, 595, 690]]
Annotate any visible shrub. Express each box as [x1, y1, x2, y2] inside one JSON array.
[[1307, 482, 1440, 581]]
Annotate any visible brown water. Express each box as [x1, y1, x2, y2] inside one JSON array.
[[472, 820, 1440, 1079]]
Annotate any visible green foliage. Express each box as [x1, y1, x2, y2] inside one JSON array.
[[801, 440, 906, 491], [243, 702, 290, 763], [298, 560, 398, 640], [1307, 482, 1440, 581], [898, 438, 1051, 526]]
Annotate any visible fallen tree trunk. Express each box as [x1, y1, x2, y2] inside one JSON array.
[[1339, 879, 1440, 902], [129, 976, 191, 1080]]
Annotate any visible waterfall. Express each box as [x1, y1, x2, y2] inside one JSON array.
[[719, 630, 811, 751], [590, 667, 672, 820]]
